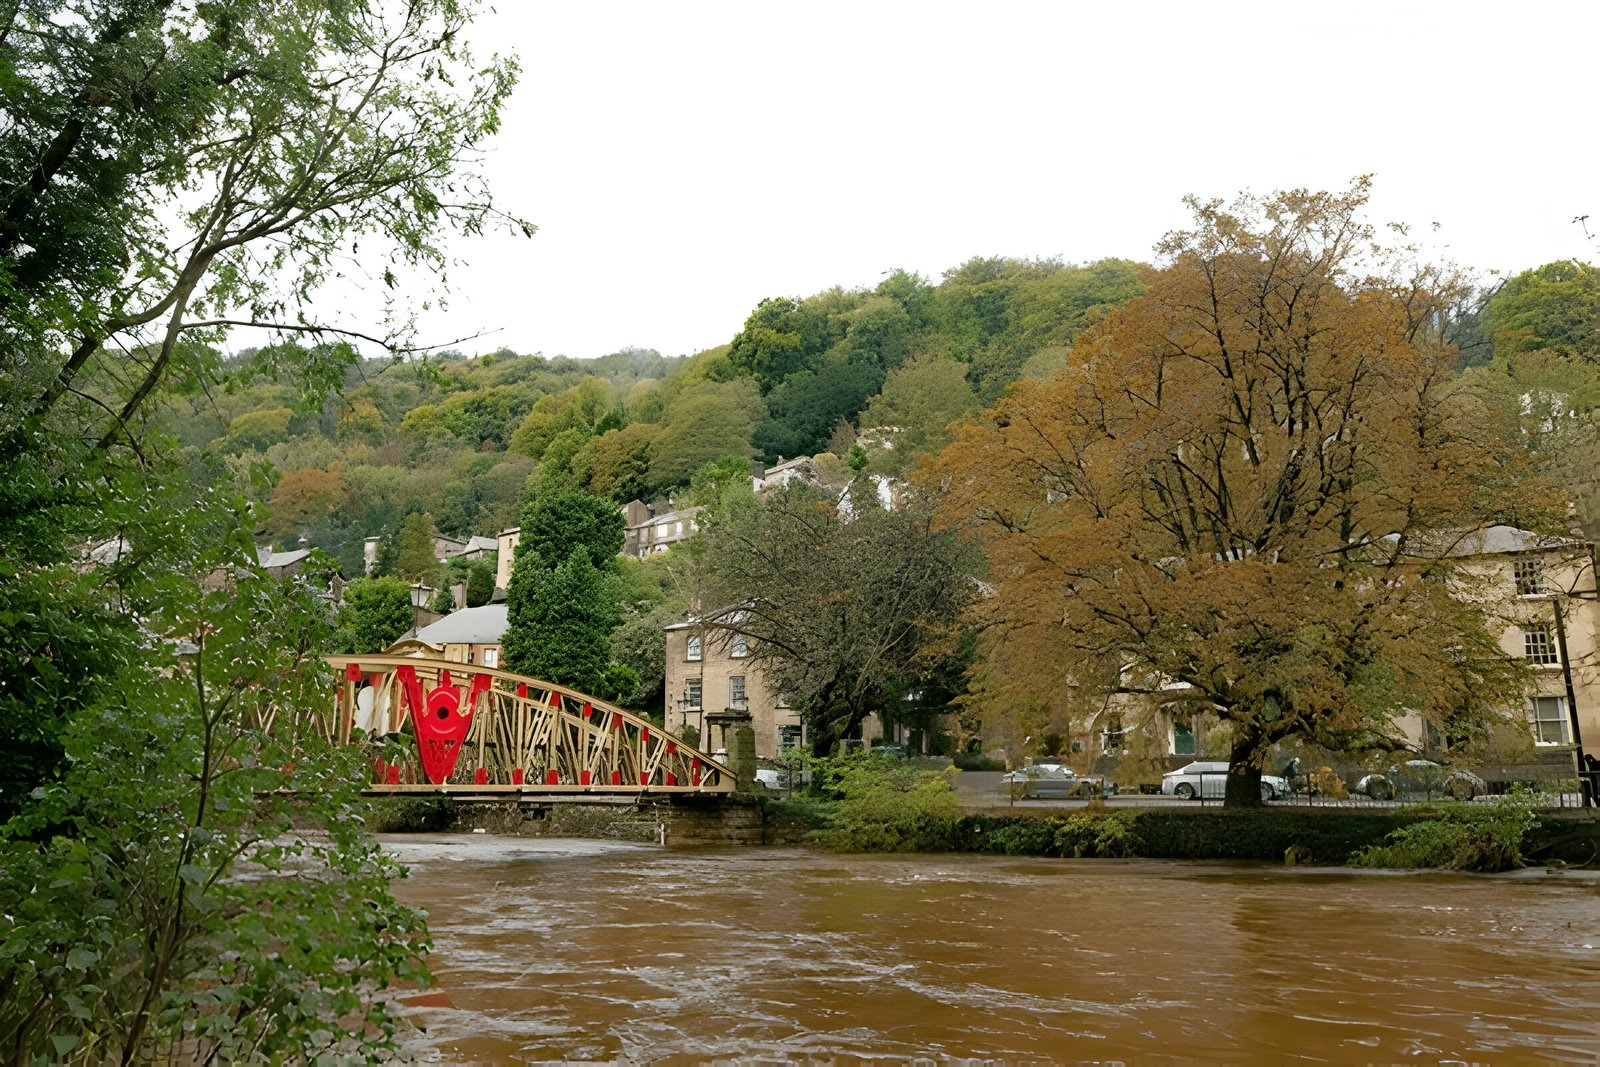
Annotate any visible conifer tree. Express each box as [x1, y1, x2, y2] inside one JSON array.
[[502, 492, 627, 697]]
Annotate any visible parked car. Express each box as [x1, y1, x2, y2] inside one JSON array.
[[1352, 760, 1486, 801], [999, 765, 1116, 799], [1161, 761, 1289, 801], [754, 768, 788, 790]]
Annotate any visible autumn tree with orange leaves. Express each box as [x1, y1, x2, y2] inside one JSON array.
[[930, 180, 1557, 807]]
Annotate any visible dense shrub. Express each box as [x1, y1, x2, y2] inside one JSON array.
[[1119, 808, 1419, 864], [1054, 812, 1140, 858], [978, 819, 1059, 855], [1351, 797, 1539, 872], [792, 776, 1575, 869], [762, 796, 834, 831], [811, 755, 962, 852], [953, 753, 1007, 772]]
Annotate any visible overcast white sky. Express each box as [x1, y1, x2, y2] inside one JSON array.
[[380, 0, 1599, 360]]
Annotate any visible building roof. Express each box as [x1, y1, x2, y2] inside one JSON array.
[[629, 506, 702, 530], [259, 547, 311, 570], [663, 603, 749, 631], [1436, 525, 1584, 558], [414, 604, 509, 645], [445, 535, 499, 556]]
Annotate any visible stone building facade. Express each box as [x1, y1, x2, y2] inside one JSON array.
[[662, 616, 805, 760]]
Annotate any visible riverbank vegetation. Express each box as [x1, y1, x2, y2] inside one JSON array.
[[793, 757, 1573, 872]]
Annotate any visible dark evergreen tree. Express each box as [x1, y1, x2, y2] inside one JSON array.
[[502, 546, 620, 695], [465, 560, 495, 607], [331, 577, 417, 654], [517, 490, 624, 572]]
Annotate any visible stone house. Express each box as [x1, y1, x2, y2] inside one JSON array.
[[400, 604, 509, 669], [661, 610, 923, 758], [1087, 525, 1600, 785], [622, 500, 702, 559], [662, 613, 805, 759], [1439, 527, 1599, 757]]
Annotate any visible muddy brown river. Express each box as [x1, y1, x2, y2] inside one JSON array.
[[382, 835, 1600, 1063]]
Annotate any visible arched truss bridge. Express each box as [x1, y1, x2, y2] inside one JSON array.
[[323, 655, 734, 795]]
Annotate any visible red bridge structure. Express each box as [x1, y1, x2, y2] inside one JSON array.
[[325, 654, 734, 795]]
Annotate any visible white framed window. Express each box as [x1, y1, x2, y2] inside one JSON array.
[[686, 635, 702, 661], [482, 648, 499, 668], [1531, 695, 1570, 745], [1514, 555, 1545, 596], [730, 633, 748, 658], [728, 675, 747, 709], [683, 678, 702, 710], [1523, 626, 1560, 665]]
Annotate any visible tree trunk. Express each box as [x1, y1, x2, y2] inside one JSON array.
[[1225, 722, 1267, 808]]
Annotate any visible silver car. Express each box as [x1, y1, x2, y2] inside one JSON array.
[[1161, 761, 1289, 801], [1353, 760, 1486, 801], [999, 765, 1116, 799]]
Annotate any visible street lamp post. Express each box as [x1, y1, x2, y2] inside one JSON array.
[[1548, 599, 1594, 807]]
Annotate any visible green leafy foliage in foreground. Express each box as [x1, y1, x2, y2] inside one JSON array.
[[0, 543, 430, 1063]]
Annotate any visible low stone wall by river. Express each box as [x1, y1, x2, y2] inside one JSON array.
[[431, 795, 813, 846]]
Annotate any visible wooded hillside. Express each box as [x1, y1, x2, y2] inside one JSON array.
[[162, 257, 1148, 575]]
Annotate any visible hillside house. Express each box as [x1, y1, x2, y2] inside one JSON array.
[[623, 500, 702, 559]]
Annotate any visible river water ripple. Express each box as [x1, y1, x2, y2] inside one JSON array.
[[381, 835, 1600, 1064]]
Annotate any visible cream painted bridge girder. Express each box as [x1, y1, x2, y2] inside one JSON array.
[[324, 655, 734, 795]]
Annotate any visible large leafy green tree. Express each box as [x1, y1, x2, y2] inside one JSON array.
[[502, 545, 627, 697], [517, 490, 625, 571], [1482, 260, 1600, 359], [0, 555, 429, 1061], [394, 511, 440, 581], [466, 559, 496, 607], [648, 383, 763, 489], [859, 355, 981, 476], [753, 361, 884, 461], [5, 0, 524, 440], [571, 422, 660, 502], [693, 482, 975, 756], [333, 576, 417, 653], [723, 296, 836, 392]]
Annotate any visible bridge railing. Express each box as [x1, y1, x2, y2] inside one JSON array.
[[323, 655, 734, 794]]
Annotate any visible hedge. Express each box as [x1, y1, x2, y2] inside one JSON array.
[[943, 808, 1430, 865]]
